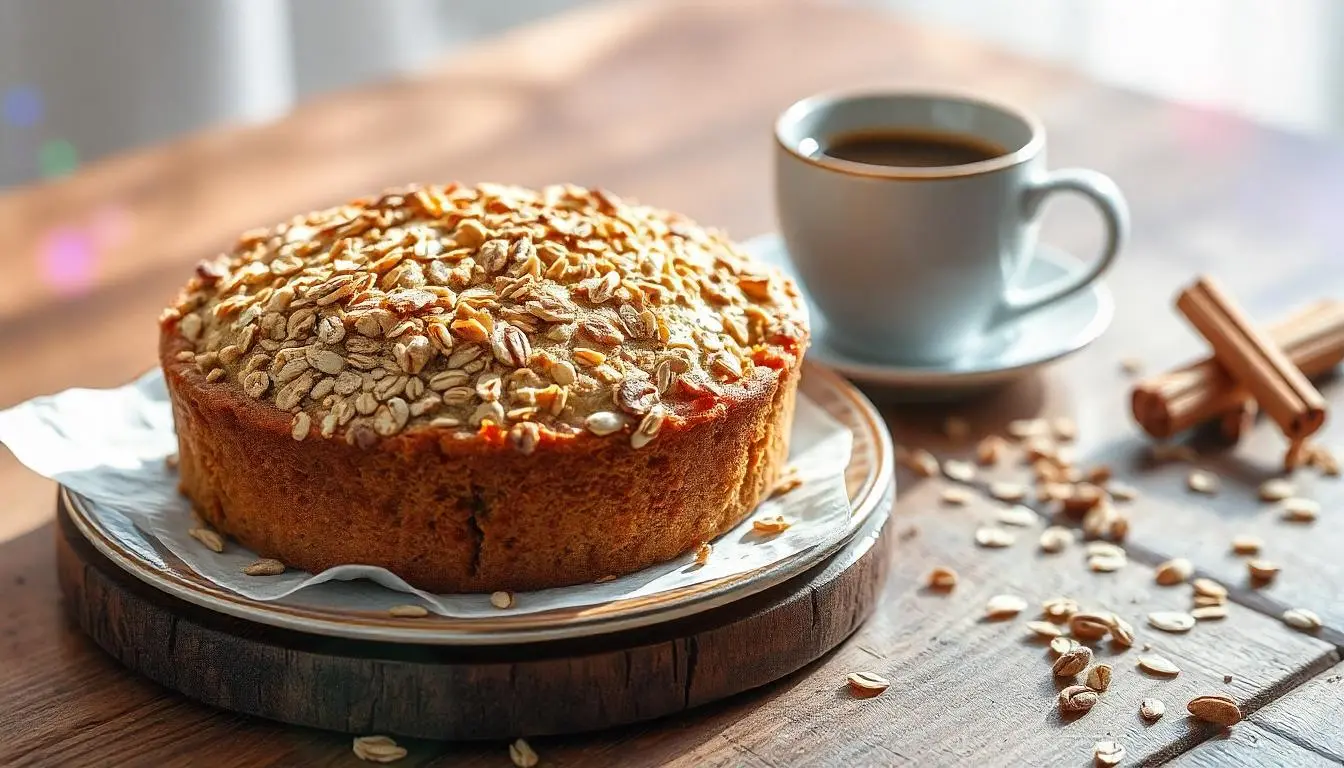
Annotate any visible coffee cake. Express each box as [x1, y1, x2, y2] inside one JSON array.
[[159, 182, 808, 592]]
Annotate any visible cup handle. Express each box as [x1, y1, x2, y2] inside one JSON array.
[[996, 168, 1129, 323]]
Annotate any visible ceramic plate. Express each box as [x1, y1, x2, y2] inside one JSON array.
[[63, 363, 893, 646], [746, 234, 1114, 397]]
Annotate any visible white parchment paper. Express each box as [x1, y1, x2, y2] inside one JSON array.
[[0, 371, 852, 618]]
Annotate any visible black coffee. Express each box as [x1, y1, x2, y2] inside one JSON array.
[[823, 129, 1006, 168]]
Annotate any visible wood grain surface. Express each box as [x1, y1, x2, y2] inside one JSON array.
[[53, 491, 893, 741], [4, 1, 1344, 766], [1248, 660, 1344, 763], [1170, 725, 1341, 768]]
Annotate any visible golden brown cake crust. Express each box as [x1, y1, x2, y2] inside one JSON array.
[[164, 338, 797, 592], [160, 182, 807, 592]]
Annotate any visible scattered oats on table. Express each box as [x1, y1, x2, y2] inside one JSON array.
[[1140, 698, 1165, 720], [1034, 460, 1064, 484], [1061, 483, 1105, 515], [1082, 501, 1118, 541], [1088, 551, 1127, 573], [943, 459, 976, 483], [984, 594, 1028, 619], [1247, 559, 1280, 581], [1093, 739, 1125, 767], [1107, 512, 1130, 542], [1086, 541, 1125, 558], [1086, 663, 1113, 692], [1026, 620, 1064, 639], [388, 604, 429, 618], [509, 738, 540, 768], [940, 486, 973, 506], [1052, 417, 1077, 442], [996, 505, 1038, 527], [899, 447, 940, 477], [1187, 694, 1242, 727], [490, 591, 515, 609], [1050, 636, 1079, 656], [1041, 596, 1080, 622], [976, 435, 1006, 465], [1187, 470, 1219, 494], [1038, 481, 1072, 504], [1068, 612, 1113, 641], [1023, 435, 1057, 462], [1138, 655, 1181, 676], [1148, 611, 1196, 633], [1106, 481, 1138, 502], [1283, 608, 1322, 632], [1052, 645, 1093, 677], [1154, 557, 1193, 586], [1230, 534, 1263, 555], [1258, 478, 1295, 501], [1306, 443, 1341, 476], [1085, 465, 1112, 484], [927, 566, 958, 590], [1282, 497, 1320, 522], [1110, 614, 1137, 647], [1038, 526, 1074, 554], [1120, 357, 1144, 375], [352, 735, 407, 764], [1193, 578, 1229, 600], [846, 671, 890, 697], [1191, 605, 1228, 621], [988, 481, 1027, 503], [1007, 418, 1050, 439], [1037, 597, 1080, 621], [1058, 684, 1098, 713], [975, 525, 1016, 548]]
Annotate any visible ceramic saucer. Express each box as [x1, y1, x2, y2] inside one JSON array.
[[744, 233, 1115, 398]]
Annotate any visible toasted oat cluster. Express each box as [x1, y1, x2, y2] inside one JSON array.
[[163, 183, 806, 453]]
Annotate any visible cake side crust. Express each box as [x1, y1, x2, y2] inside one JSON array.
[[164, 342, 800, 593]]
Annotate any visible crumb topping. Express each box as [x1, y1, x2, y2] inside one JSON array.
[[162, 183, 807, 451]]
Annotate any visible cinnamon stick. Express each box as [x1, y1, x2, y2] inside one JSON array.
[[1175, 276, 1326, 441], [1131, 300, 1344, 438], [1218, 401, 1257, 443]]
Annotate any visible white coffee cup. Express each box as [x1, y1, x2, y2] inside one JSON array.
[[774, 90, 1128, 364]]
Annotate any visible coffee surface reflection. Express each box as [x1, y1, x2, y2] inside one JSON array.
[[822, 129, 1006, 168]]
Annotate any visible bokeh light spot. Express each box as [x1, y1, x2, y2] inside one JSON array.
[[39, 226, 96, 295], [2, 85, 42, 128], [92, 204, 130, 247], [39, 139, 79, 178]]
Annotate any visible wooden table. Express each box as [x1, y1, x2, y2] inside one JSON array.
[[4, 2, 1344, 765]]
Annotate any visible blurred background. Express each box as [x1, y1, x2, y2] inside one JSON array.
[[2, 0, 1343, 191]]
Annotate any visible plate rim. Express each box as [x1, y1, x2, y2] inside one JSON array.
[[62, 362, 894, 646]]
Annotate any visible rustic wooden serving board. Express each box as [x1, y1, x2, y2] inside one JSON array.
[[54, 486, 893, 740]]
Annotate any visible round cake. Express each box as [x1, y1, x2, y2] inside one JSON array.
[[159, 183, 809, 593]]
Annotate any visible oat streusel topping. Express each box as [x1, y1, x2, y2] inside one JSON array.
[[162, 183, 807, 452]]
